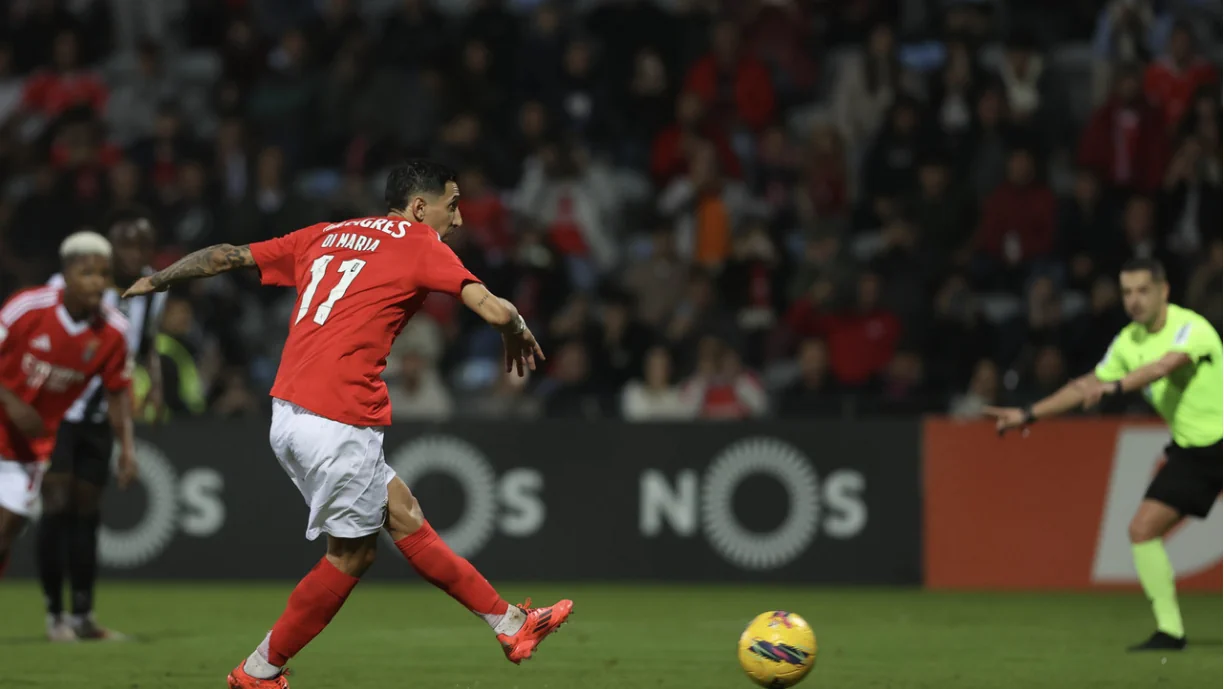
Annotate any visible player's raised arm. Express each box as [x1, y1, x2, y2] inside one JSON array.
[[123, 244, 256, 296], [460, 283, 545, 376]]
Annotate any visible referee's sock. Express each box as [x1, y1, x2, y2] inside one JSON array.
[[1132, 539, 1185, 638]]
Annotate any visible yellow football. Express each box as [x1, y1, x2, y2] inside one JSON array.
[[737, 610, 818, 688]]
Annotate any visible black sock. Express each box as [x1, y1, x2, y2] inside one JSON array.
[[68, 512, 101, 616], [37, 511, 71, 617]]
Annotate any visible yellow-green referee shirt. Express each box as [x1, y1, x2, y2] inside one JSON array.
[[1095, 304, 1223, 448]]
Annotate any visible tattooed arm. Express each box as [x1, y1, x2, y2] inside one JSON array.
[[123, 244, 255, 297]]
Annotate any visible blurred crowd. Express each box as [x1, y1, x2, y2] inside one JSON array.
[[0, 0, 1220, 422]]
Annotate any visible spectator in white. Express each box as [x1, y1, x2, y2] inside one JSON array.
[[658, 139, 763, 268], [512, 140, 620, 289], [622, 346, 697, 421], [385, 316, 454, 422], [949, 359, 1001, 420], [830, 22, 919, 160], [997, 33, 1045, 122], [995, 32, 1065, 147], [110, 0, 180, 55], [682, 336, 768, 420], [1091, 0, 1156, 105], [105, 40, 179, 146]]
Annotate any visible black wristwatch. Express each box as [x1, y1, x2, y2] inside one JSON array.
[[1021, 407, 1037, 425]]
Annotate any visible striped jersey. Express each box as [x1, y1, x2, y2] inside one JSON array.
[[48, 269, 165, 423]]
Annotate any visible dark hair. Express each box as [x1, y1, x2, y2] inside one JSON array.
[[106, 205, 156, 243], [1121, 257, 1167, 283], [384, 159, 458, 212]]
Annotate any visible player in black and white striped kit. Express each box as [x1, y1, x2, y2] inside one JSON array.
[[38, 210, 165, 641]]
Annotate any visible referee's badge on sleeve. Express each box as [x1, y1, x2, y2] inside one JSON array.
[[1173, 324, 1191, 346]]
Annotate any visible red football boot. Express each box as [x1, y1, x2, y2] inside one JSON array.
[[227, 663, 291, 689], [497, 598, 574, 664]]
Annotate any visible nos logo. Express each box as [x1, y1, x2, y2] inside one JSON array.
[[384, 435, 545, 558], [100, 439, 225, 569], [639, 437, 867, 571]]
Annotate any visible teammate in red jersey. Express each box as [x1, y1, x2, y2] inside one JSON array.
[[125, 160, 572, 689], [0, 232, 136, 580]]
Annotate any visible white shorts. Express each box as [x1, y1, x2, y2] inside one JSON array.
[[0, 457, 48, 517], [270, 399, 396, 541]]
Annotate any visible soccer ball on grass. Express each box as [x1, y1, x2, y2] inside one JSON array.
[[737, 610, 818, 688]]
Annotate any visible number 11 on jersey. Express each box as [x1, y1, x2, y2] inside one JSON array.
[[296, 254, 367, 325]]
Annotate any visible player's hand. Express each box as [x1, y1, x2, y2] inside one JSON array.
[[1076, 379, 1113, 410], [2, 397, 45, 438], [982, 406, 1029, 436], [115, 447, 138, 489], [502, 327, 546, 377], [122, 276, 163, 298]]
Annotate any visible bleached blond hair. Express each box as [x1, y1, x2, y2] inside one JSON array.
[[60, 231, 113, 262]]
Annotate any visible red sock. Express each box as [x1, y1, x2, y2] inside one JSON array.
[[395, 521, 507, 616], [266, 558, 360, 666]]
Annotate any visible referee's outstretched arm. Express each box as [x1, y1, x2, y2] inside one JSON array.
[[984, 352, 1193, 434]]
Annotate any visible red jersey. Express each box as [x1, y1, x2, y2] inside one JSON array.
[[0, 287, 131, 463], [250, 216, 480, 426]]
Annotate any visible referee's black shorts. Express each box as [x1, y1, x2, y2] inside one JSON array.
[[47, 421, 114, 487], [1145, 440, 1223, 518]]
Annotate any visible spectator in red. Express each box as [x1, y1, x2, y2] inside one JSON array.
[[22, 30, 107, 121], [740, 0, 818, 100], [798, 122, 851, 231], [682, 336, 768, 420], [650, 91, 741, 183], [814, 271, 901, 388], [683, 18, 776, 131], [719, 223, 785, 366], [457, 166, 513, 259], [1144, 22, 1218, 131], [974, 146, 1057, 285], [1078, 63, 1168, 193], [49, 114, 123, 220]]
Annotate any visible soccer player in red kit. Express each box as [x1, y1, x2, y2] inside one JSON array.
[[0, 232, 136, 580], [125, 160, 572, 688]]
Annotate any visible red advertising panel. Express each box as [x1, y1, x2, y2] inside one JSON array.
[[924, 418, 1221, 591]]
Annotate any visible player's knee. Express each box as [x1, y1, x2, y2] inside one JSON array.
[[72, 483, 103, 517], [385, 479, 425, 536], [1128, 514, 1158, 543], [337, 548, 378, 576], [40, 477, 72, 515], [326, 538, 378, 577]]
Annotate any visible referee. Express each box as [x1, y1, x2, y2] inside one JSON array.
[[38, 209, 166, 641], [986, 258, 1222, 652]]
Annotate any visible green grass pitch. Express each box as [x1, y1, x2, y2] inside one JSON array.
[[0, 582, 1219, 688]]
